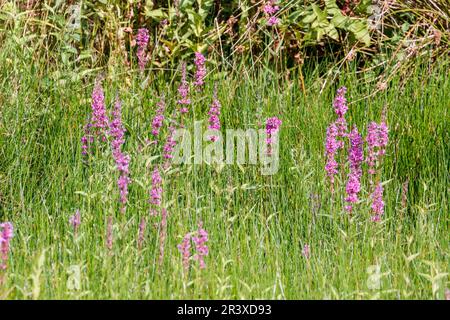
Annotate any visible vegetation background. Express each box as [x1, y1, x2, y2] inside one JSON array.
[[0, 0, 448, 299]]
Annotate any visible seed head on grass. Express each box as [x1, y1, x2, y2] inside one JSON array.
[[138, 217, 146, 250], [163, 124, 177, 161]]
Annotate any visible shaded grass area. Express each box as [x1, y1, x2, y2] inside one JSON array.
[[0, 43, 448, 299]]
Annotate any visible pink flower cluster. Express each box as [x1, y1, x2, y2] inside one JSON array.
[[193, 52, 206, 89], [177, 222, 209, 270], [371, 182, 384, 221], [136, 28, 149, 72], [177, 62, 191, 113], [344, 126, 363, 212], [264, 1, 280, 26], [81, 80, 108, 155], [163, 124, 177, 160], [325, 123, 340, 192], [324, 87, 389, 221], [325, 87, 348, 192], [90, 80, 109, 139], [207, 87, 221, 142], [69, 210, 81, 235], [265, 117, 282, 155], [150, 166, 163, 215], [0, 222, 13, 271], [366, 120, 388, 221], [178, 233, 191, 271], [151, 97, 166, 139], [110, 97, 131, 213], [366, 121, 388, 177]]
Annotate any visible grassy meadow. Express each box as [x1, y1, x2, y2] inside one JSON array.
[[0, 3, 449, 300]]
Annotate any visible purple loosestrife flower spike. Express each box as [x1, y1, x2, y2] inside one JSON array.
[[109, 96, 131, 213], [193, 52, 206, 89], [177, 233, 191, 271], [207, 86, 221, 141], [150, 96, 166, 141], [265, 117, 282, 155], [136, 28, 149, 72], [345, 126, 364, 212], [149, 166, 163, 216], [163, 124, 177, 160], [192, 222, 209, 269], [325, 123, 339, 193], [90, 80, 109, 140], [366, 121, 389, 183], [371, 182, 384, 222], [177, 62, 191, 114], [333, 87, 348, 118], [69, 210, 81, 236], [0, 222, 14, 271]]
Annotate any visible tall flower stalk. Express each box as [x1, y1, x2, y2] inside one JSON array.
[[69, 210, 81, 237], [193, 52, 206, 90], [265, 117, 282, 155], [325, 87, 348, 193], [136, 28, 149, 72], [178, 233, 191, 272], [366, 118, 388, 221], [345, 126, 364, 212], [110, 96, 131, 213], [177, 62, 191, 115], [207, 85, 221, 142], [192, 222, 209, 269], [149, 166, 163, 216], [150, 96, 166, 143], [177, 222, 209, 271]]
